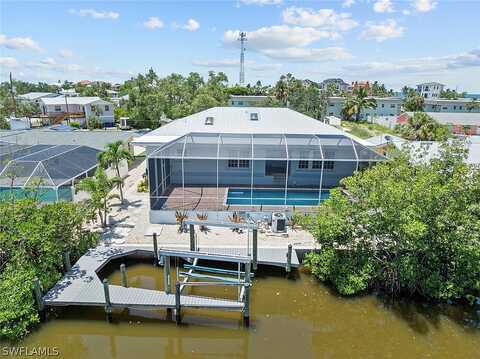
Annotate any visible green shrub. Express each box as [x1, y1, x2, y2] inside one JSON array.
[[0, 199, 99, 340], [87, 116, 102, 130], [137, 177, 148, 193]]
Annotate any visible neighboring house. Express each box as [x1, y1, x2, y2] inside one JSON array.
[[107, 89, 119, 99], [76, 80, 92, 87], [351, 81, 371, 93], [17, 92, 59, 104], [401, 112, 480, 135], [423, 98, 480, 113], [134, 107, 385, 224], [229, 95, 269, 107], [39, 96, 115, 127], [318, 78, 351, 92], [60, 88, 78, 97], [416, 82, 445, 99], [327, 96, 403, 120]]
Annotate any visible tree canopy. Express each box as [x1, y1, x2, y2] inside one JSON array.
[[395, 112, 451, 141], [301, 141, 480, 303]]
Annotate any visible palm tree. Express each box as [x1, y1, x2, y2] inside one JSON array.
[[76, 167, 122, 227], [396, 112, 450, 141], [341, 96, 356, 121], [98, 141, 133, 204], [351, 87, 377, 122], [466, 99, 480, 112]]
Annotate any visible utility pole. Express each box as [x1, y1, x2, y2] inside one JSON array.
[[238, 32, 247, 85], [9, 72, 17, 117]]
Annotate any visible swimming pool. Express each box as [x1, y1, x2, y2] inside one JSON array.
[[226, 188, 330, 206]]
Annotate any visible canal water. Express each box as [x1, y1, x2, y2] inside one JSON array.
[[5, 261, 479, 359]]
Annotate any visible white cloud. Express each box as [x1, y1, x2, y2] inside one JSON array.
[[69, 8, 119, 20], [342, 0, 355, 8], [192, 59, 239, 67], [282, 7, 358, 33], [260, 47, 351, 62], [223, 26, 351, 62], [0, 57, 18, 67], [250, 63, 282, 72], [143, 17, 164, 30], [224, 26, 338, 50], [402, 9, 411, 15], [181, 18, 200, 31], [412, 0, 437, 13], [373, 0, 394, 13], [0, 34, 43, 52], [343, 49, 480, 75], [361, 19, 405, 42], [40, 57, 56, 66], [240, 0, 282, 5], [58, 49, 74, 58]]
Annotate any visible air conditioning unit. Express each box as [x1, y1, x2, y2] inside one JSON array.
[[271, 212, 287, 233]]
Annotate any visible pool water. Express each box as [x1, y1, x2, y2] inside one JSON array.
[[226, 188, 330, 206]]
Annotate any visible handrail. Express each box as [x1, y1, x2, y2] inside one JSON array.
[[179, 281, 249, 287]]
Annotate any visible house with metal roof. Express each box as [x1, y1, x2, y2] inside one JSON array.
[[40, 96, 114, 127], [18, 92, 59, 104], [416, 82, 445, 99], [228, 95, 269, 107], [136, 107, 386, 224], [0, 141, 100, 202]]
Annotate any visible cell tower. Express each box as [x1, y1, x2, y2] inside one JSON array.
[[238, 32, 247, 85]]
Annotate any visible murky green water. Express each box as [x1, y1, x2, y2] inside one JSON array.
[[3, 261, 479, 358]]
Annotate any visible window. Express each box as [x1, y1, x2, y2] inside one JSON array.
[[237, 101, 243, 106], [323, 161, 334, 171], [329, 103, 335, 107], [312, 161, 321, 169], [329, 112, 334, 116], [442, 106, 448, 110], [54, 105, 62, 112], [381, 104, 385, 108], [454, 106, 457, 110], [298, 160, 309, 169], [390, 104, 396, 108], [250, 113, 259, 121], [105, 105, 109, 111], [205, 117, 214, 125], [228, 159, 249, 168], [459, 106, 463, 110]]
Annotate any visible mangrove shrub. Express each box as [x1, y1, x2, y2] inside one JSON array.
[[302, 141, 480, 302]]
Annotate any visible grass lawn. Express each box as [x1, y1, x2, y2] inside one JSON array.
[[341, 120, 399, 139]]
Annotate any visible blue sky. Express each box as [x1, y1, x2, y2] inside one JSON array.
[[1, 0, 479, 91]]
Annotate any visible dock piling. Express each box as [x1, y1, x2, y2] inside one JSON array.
[[103, 278, 112, 322], [164, 256, 171, 294], [175, 282, 181, 324], [286, 244, 292, 273], [189, 224, 195, 251], [252, 229, 258, 271], [120, 264, 127, 287], [243, 261, 251, 327], [33, 277, 45, 320], [153, 232, 159, 266], [63, 251, 71, 272]]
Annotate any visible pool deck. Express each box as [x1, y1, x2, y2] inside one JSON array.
[[155, 185, 320, 212]]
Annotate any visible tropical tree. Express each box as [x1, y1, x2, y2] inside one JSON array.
[[98, 141, 133, 204], [403, 91, 425, 112], [300, 141, 480, 302], [342, 87, 377, 122], [76, 167, 121, 227], [395, 112, 451, 141], [466, 99, 480, 112]]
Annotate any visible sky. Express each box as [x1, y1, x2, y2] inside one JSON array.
[[0, 0, 479, 92]]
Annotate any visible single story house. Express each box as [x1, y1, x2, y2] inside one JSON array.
[[327, 96, 403, 120], [229, 95, 269, 107], [399, 112, 480, 135], [134, 107, 385, 224], [40, 96, 115, 127]]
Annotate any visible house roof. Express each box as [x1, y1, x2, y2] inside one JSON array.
[[229, 95, 268, 100], [417, 82, 445, 86], [424, 98, 475, 104], [366, 134, 407, 147], [405, 112, 480, 126], [40, 96, 112, 106], [133, 107, 347, 145], [18, 92, 58, 100]]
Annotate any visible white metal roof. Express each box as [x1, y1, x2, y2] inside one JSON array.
[[18, 92, 58, 100], [40, 96, 112, 106], [406, 112, 480, 126], [133, 107, 346, 146]]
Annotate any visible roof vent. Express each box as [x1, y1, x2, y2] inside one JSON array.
[[250, 113, 259, 121], [205, 116, 214, 125]]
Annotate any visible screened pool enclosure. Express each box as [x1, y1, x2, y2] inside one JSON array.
[[0, 141, 100, 202], [148, 133, 385, 211]]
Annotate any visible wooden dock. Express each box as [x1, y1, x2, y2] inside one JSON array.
[[43, 246, 244, 311]]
